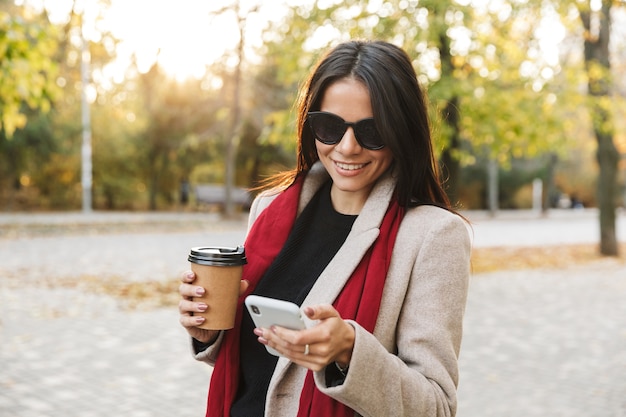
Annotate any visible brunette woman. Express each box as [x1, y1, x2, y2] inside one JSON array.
[[179, 40, 471, 417]]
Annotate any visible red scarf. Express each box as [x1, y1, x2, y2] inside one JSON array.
[[206, 175, 404, 417]]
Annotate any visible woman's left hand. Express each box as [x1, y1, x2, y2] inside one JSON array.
[[253, 304, 355, 372]]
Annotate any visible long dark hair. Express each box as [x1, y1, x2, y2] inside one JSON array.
[[267, 40, 450, 209]]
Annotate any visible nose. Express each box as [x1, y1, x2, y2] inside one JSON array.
[[335, 126, 362, 154]]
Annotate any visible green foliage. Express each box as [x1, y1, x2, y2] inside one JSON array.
[[0, 7, 59, 137], [458, 156, 551, 209], [260, 0, 572, 165], [90, 86, 145, 209], [128, 61, 243, 210], [1, 0, 623, 211]]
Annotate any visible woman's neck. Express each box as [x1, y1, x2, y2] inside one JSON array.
[[329, 184, 372, 215]]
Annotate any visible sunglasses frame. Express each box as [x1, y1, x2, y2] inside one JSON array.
[[307, 111, 385, 150]]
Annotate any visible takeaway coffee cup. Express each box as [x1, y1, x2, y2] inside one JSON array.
[[188, 246, 247, 330]]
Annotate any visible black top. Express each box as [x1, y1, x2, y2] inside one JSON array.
[[230, 180, 357, 417]]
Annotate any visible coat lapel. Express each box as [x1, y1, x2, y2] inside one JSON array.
[[302, 165, 396, 309], [267, 163, 397, 409]]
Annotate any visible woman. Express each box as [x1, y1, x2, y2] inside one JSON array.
[[179, 40, 471, 417]]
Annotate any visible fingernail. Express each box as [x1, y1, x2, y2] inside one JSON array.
[[253, 328, 263, 336], [195, 287, 205, 296], [270, 325, 277, 334], [195, 317, 205, 324], [197, 303, 207, 312], [186, 271, 195, 279]]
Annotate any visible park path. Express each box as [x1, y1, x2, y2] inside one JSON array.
[[0, 209, 625, 416]]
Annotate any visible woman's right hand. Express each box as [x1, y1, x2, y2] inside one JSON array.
[[178, 271, 249, 344], [178, 270, 219, 343]]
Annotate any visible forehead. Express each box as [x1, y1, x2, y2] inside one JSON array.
[[320, 78, 373, 121]]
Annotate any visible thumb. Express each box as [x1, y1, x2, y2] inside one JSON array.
[[239, 280, 250, 296], [304, 304, 339, 320]]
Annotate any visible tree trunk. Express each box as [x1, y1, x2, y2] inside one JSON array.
[[580, 1, 619, 256], [438, 33, 462, 206], [440, 97, 461, 205], [543, 154, 558, 212]]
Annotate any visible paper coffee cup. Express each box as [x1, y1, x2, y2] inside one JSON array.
[[188, 246, 247, 330]]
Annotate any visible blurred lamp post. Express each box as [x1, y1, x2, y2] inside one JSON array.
[[81, 13, 92, 213], [488, 157, 498, 216]]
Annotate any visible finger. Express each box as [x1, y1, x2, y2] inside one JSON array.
[[265, 326, 315, 356], [178, 299, 207, 314], [265, 333, 302, 358], [255, 326, 289, 354], [179, 283, 205, 298], [277, 340, 327, 371], [181, 270, 196, 283], [290, 356, 326, 372], [179, 312, 206, 328], [256, 328, 327, 370]]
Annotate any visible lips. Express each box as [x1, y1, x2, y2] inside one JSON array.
[[335, 161, 367, 171]]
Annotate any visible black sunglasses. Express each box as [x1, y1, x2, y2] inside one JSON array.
[[307, 111, 385, 150]]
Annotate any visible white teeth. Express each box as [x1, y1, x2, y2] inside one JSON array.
[[336, 162, 365, 171]]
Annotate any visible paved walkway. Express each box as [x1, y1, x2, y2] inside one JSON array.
[[457, 261, 626, 417], [0, 209, 625, 416]]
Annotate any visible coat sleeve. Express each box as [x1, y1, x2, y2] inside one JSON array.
[[191, 331, 225, 365], [314, 209, 471, 417]]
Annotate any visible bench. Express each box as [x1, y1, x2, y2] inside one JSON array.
[[194, 184, 252, 209]]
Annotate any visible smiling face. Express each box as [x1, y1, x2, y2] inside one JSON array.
[[316, 78, 394, 214]]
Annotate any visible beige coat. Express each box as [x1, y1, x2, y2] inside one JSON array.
[[194, 162, 472, 417]]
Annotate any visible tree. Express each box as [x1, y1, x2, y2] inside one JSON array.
[[579, 0, 620, 255], [0, 2, 59, 138], [133, 60, 224, 210], [0, 2, 61, 209], [206, 1, 261, 217], [258, 0, 569, 207]]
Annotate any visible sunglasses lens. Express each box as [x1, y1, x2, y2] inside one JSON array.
[[310, 113, 345, 144], [355, 119, 384, 150], [308, 112, 385, 150]]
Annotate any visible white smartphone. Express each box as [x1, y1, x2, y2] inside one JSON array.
[[244, 295, 307, 357]]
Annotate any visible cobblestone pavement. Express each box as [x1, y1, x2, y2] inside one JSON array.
[[1, 209, 625, 416], [457, 261, 626, 417]]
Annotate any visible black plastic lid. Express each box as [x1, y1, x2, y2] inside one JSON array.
[[188, 246, 247, 266]]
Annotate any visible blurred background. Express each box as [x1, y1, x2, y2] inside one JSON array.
[[1, 0, 625, 218], [1, 0, 626, 416]]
